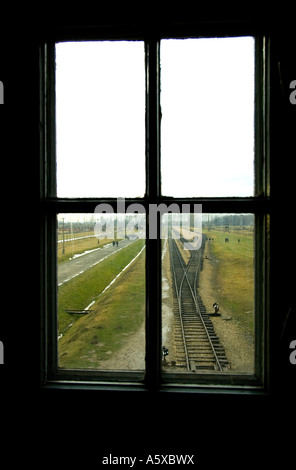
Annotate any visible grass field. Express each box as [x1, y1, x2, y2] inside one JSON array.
[[57, 232, 114, 263], [206, 229, 254, 334], [58, 239, 145, 369]]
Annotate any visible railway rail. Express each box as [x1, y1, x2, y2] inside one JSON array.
[[169, 235, 229, 372]]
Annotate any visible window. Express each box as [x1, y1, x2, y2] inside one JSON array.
[[57, 212, 146, 372], [160, 37, 255, 197], [55, 41, 145, 198], [40, 28, 269, 391]]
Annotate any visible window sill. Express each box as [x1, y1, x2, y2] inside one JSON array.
[[41, 376, 267, 396]]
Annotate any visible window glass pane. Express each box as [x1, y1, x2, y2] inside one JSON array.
[[56, 41, 145, 197], [161, 37, 255, 197], [162, 213, 254, 374], [57, 213, 145, 371]]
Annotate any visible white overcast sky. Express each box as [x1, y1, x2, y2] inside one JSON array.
[[55, 37, 254, 198]]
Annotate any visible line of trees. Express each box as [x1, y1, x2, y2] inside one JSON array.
[[205, 214, 254, 228]]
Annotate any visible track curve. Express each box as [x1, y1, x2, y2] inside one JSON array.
[[169, 235, 229, 371]]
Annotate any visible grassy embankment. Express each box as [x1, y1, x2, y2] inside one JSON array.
[[206, 228, 254, 335], [58, 239, 145, 369]]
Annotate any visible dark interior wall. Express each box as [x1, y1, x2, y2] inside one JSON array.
[[270, 27, 296, 397], [0, 13, 294, 466]]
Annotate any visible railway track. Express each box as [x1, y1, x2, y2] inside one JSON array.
[[169, 235, 228, 372]]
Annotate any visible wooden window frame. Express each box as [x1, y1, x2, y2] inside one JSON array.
[[40, 23, 270, 393]]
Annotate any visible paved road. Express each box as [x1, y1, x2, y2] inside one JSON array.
[[58, 238, 137, 286]]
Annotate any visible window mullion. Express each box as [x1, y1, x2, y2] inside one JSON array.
[[255, 35, 268, 197], [145, 38, 162, 389], [145, 39, 161, 199]]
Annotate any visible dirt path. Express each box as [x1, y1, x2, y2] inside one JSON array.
[[58, 238, 136, 286], [99, 319, 145, 370], [99, 239, 176, 370]]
